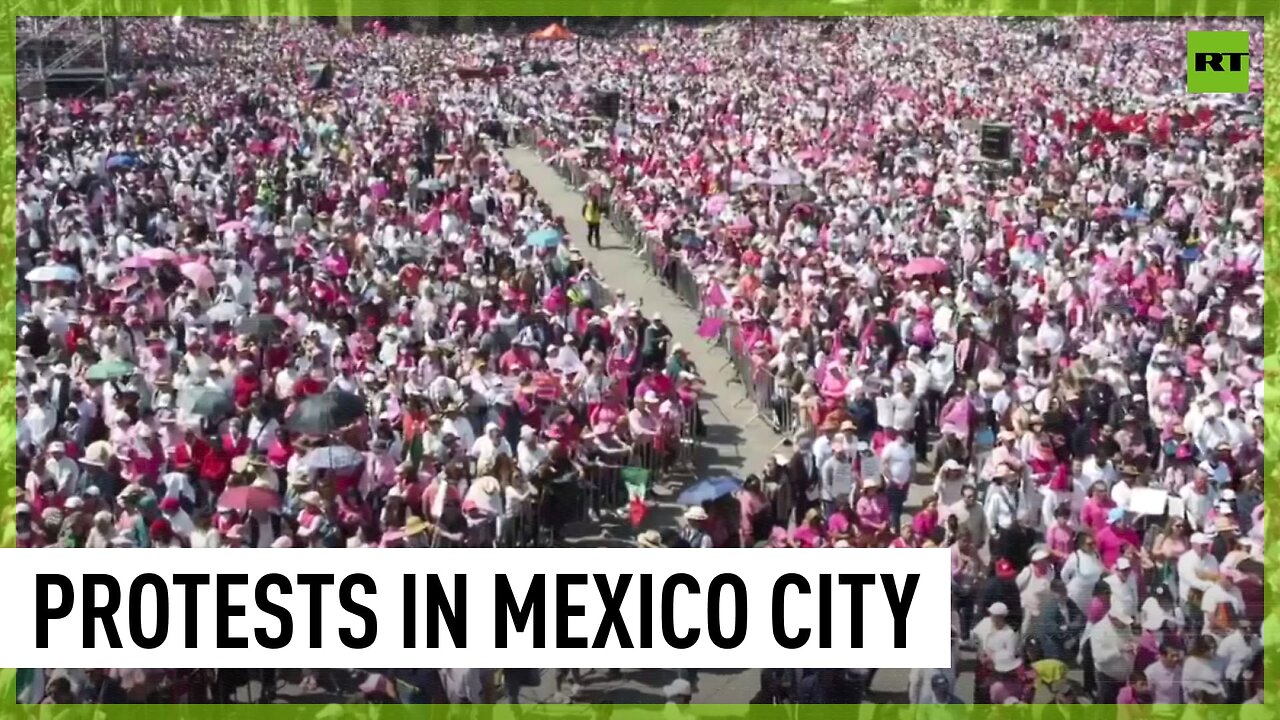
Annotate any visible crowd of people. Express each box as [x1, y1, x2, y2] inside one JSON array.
[[524, 15, 1271, 705], [12, 14, 1273, 707]]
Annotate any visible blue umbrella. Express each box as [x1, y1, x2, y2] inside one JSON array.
[[1121, 206, 1148, 222], [105, 154, 138, 170], [678, 232, 704, 249], [677, 475, 743, 506], [527, 228, 563, 249]]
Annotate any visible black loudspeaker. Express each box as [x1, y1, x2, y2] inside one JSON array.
[[307, 62, 334, 90], [980, 122, 1012, 161], [819, 23, 835, 38], [594, 91, 621, 120]]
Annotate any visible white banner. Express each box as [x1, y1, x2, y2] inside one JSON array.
[[0, 548, 952, 670]]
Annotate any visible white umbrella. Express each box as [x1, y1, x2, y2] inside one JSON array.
[[206, 302, 244, 323], [26, 264, 81, 283], [303, 445, 365, 471], [765, 169, 804, 187]]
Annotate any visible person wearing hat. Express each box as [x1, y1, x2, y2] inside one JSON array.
[[1095, 507, 1141, 570], [970, 601, 1018, 704], [1200, 568, 1245, 638], [44, 440, 80, 498], [159, 495, 195, 541], [641, 311, 671, 370], [1177, 532, 1220, 635], [1178, 468, 1216, 533], [1015, 547, 1058, 635], [469, 421, 512, 462], [679, 506, 713, 548], [983, 462, 1019, 537], [818, 440, 854, 519], [636, 529, 665, 548], [1103, 556, 1140, 623], [932, 457, 968, 510]]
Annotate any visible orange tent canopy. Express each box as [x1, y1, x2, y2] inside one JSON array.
[[530, 23, 575, 41]]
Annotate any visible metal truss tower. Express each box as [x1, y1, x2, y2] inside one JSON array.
[[15, 2, 118, 98]]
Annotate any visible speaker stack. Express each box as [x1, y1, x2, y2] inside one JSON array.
[[980, 122, 1013, 162], [593, 91, 621, 120]]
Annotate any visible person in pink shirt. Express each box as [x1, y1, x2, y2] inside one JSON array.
[[1079, 481, 1115, 534], [1095, 507, 1141, 570], [791, 508, 828, 548], [912, 494, 940, 541], [826, 499, 856, 544], [854, 477, 890, 540], [1044, 504, 1075, 566]]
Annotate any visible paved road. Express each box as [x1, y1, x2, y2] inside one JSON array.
[[493, 146, 954, 704]]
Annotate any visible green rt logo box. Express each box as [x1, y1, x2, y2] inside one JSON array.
[[1186, 31, 1249, 93]]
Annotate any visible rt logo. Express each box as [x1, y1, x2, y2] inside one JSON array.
[[1186, 31, 1250, 93]]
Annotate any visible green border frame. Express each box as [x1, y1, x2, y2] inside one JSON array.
[[1, 0, 1276, 715]]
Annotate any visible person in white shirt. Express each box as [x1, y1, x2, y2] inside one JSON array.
[[45, 442, 80, 497], [441, 407, 475, 451], [819, 443, 855, 518], [1200, 570, 1245, 633], [161, 470, 196, 505], [879, 431, 916, 533], [811, 424, 837, 472], [1089, 608, 1137, 703], [1177, 534, 1220, 632], [23, 388, 56, 449], [1179, 471, 1216, 531], [159, 496, 195, 540], [984, 465, 1018, 534], [971, 601, 1019, 667], [469, 422, 512, 460], [516, 426, 548, 476], [932, 459, 967, 510], [1110, 466, 1135, 511], [1216, 621, 1260, 703], [1104, 557, 1140, 621]]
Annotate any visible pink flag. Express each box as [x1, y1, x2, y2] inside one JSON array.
[[696, 317, 724, 340], [704, 284, 728, 308]]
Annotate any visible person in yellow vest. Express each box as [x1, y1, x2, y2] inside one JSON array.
[[582, 195, 603, 248]]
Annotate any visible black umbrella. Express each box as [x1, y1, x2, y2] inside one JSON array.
[[237, 313, 285, 340], [287, 390, 367, 435], [188, 387, 235, 424]]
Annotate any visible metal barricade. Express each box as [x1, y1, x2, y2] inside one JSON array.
[[673, 258, 702, 310], [628, 440, 664, 485], [497, 507, 537, 548], [676, 401, 701, 471], [579, 462, 625, 519]]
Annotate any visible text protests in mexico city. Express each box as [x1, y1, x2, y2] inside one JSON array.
[[7, 548, 953, 669]]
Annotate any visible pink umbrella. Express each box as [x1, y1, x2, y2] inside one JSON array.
[[705, 194, 730, 216], [180, 261, 216, 290], [217, 219, 246, 234], [902, 256, 948, 278], [141, 247, 179, 263], [120, 255, 154, 270], [108, 274, 139, 293]]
